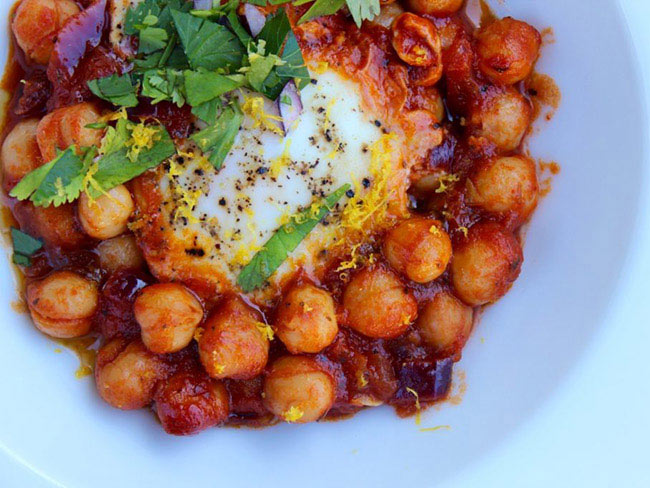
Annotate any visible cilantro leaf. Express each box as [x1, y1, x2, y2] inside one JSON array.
[[190, 102, 243, 170], [125, 0, 162, 35], [10, 148, 86, 208], [138, 26, 169, 54], [297, 0, 345, 25], [11, 227, 43, 266], [246, 50, 283, 93], [99, 117, 131, 156], [13, 253, 32, 267], [256, 9, 291, 55], [237, 184, 350, 292], [11, 122, 175, 206], [184, 71, 244, 106], [9, 159, 58, 202], [87, 73, 139, 107], [89, 126, 175, 197], [276, 31, 311, 90], [142, 69, 186, 106], [226, 10, 253, 46], [345, 0, 380, 28], [171, 9, 245, 72], [192, 98, 222, 125], [257, 30, 311, 99]]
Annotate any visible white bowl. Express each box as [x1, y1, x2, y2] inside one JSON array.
[[0, 1, 647, 487]]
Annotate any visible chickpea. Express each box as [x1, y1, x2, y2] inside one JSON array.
[[134, 283, 204, 354], [154, 371, 229, 435], [78, 185, 134, 240], [37, 103, 103, 161], [404, 0, 463, 17], [26, 271, 98, 338], [477, 18, 541, 85], [198, 296, 269, 380], [450, 222, 523, 306], [12, 0, 79, 64], [97, 234, 145, 273], [392, 14, 442, 68], [373, 1, 405, 29], [342, 267, 417, 339], [383, 217, 452, 283], [263, 356, 335, 423], [466, 155, 539, 222], [275, 283, 338, 354], [95, 338, 166, 410], [470, 87, 532, 152], [391, 13, 443, 87], [1, 119, 41, 191], [13, 201, 88, 249], [417, 291, 473, 354]]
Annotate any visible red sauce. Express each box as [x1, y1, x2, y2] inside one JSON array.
[[0, 0, 559, 432]]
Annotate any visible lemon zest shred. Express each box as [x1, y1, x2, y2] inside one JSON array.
[[338, 133, 397, 235], [406, 387, 422, 426], [459, 226, 469, 238], [269, 139, 292, 178], [127, 122, 160, 162], [429, 224, 441, 236], [336, 243, 362, 272], [255, 321, 275, 341], [435, 173, 460, 194], [419, 425, 451, 433], [101, 107, 128, 123], [311, 61, 329, 74], [282, 406, 304, 423], [358, 371, 369, 388], [241, 94, 283, 135]]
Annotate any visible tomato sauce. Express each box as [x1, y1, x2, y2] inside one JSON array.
[[0, 0, 559, 431]]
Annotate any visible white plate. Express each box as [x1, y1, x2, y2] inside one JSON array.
[[0, 1, 648, 487]]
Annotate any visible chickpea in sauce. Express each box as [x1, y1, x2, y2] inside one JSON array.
[[0, 0, 556, 435]]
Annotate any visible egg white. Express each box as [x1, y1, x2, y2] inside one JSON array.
[[157, 70, 402, 295]]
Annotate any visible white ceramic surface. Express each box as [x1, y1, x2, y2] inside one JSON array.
[[0, 1, 648, 487]]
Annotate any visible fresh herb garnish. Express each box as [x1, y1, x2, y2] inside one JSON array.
[[10, 119, 175, 206], [11, 227, 43, 267], [297, 0, 345, 25], [296, 0, 379, 27], [141, 68, 186, 106], [237, 184, 350, 292], [184, 70, 244, 107], [191, 102, 244, 169], [171, 9, 245, 72], [84, 2, 314, 176], [87, 73, 139, 107]]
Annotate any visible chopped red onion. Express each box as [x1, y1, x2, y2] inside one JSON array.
[[193, 0, 213, 10], [243, 4, 266, 37], [48, 0, 106, 77], [278, 81, 303, 134]]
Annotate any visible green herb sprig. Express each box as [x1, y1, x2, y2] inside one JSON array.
[[237, 184, 350, 292], [11, 228, 43, 267]]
